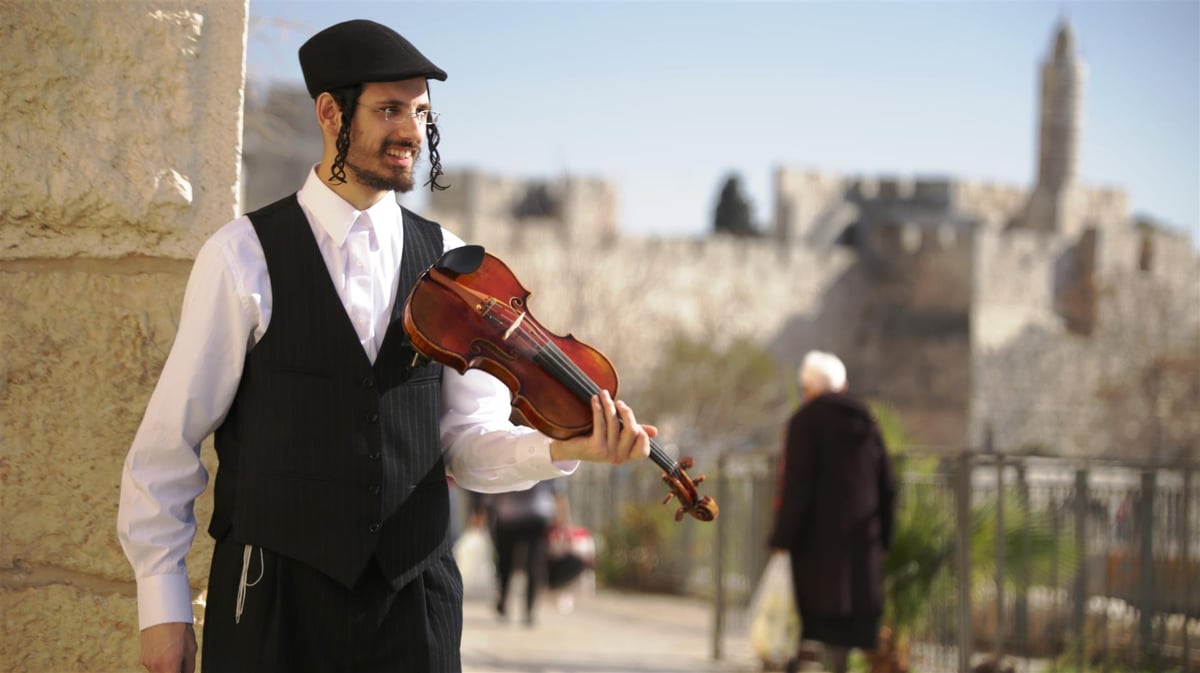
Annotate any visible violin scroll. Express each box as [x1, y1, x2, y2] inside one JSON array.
[[660, 456, 719, 522]]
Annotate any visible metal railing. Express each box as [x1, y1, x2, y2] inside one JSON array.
[[708, 450, 1199, 673], [564, 449, 1199, 672]]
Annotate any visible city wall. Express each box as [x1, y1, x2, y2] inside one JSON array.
[[430, 164, 1188, 453], [428, 210, 857, 396], [970, 223, 1200, 457], [0, 2, 246, 670]]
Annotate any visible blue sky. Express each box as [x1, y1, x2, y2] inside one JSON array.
[[247, 1, 1199, 244]]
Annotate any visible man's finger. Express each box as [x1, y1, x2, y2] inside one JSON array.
[[599, 390, 619, 458], [616, 401, 640, 463], [590, 394, 606, 455]]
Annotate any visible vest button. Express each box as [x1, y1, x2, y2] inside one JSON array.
[[365, 412, 379, 423], [368, 452, 381, 461], [368, 523, 380, 534], [362, 377, 375, 389], [370, 485, 381, 496]]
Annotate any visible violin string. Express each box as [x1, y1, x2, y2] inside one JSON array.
[[507, 313, 676, 470], [485, 300, 677, 471], [485, 301, 607, 404]]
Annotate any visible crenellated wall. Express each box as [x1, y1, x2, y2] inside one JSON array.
[[769, 158, 1192, 456], [425, 156, 1194, 453], [429, 168, 619, 249], [0, 2, 246, 670], [970, 224, 1200, 457]]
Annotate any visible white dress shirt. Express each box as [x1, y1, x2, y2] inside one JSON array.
[[117, 167, 576, 630]]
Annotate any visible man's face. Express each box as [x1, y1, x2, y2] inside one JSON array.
[[344, 79, 431, 194]]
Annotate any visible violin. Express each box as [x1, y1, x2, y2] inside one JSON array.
[[403, 245, 718, 522]]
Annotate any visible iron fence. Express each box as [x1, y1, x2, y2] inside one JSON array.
[[563, 449, 1199, 672]]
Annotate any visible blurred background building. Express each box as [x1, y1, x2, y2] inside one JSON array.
[[243, 21, 1199, 461]]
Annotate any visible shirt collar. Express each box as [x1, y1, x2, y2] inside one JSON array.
[[297, 165, 403, 247]]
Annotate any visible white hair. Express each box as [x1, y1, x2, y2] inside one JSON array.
[[798, 350, 847, 394]]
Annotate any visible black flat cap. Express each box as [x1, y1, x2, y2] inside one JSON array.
[[298, 19, 447, 98]]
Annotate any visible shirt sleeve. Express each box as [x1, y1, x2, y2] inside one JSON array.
[[116, 226, 258, 630], [439, 365, 578, 492]]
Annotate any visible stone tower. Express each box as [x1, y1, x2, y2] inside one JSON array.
[[1022, 20, 1087, 232]]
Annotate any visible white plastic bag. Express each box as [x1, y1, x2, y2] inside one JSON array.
[[453, 526, 494, 601], [748, 552, 801, 667]]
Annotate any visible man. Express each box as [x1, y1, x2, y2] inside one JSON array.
[[117, 19, 653, 673], [768, 350, 896, 673], [482, 477, 567, 626]]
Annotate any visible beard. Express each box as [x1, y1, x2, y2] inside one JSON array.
[[345, 138, 421, 194]]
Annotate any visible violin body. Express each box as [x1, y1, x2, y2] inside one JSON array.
[[404, 251, 616, 440], [403, 246, 718, 522]]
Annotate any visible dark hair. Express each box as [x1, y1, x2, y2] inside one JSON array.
[[324, 83, 450, 192], [325, 84, 362, 186], [425, 119, 448, 192]]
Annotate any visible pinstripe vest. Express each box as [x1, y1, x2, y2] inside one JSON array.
[[211, 194, 449, 589]]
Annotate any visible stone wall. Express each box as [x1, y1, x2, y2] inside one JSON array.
[[0, 2, 246, 670], [970, 224, 1200, 457], [771, 164, 1181, 453], [432, 160, 1192, 453], [458, 228, 855, 395], [429, 168, 618, 249], [772, 168, 853, 247]]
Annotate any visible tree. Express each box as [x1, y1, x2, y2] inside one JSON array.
[[713, 174, 759, 237], [629, 332, 789, 453]]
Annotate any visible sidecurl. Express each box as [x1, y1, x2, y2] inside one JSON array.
[[324, 84, 363, 185], [425, 122, 449, 192]]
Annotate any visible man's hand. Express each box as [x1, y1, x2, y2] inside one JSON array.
[[550, 390, 654, 464], [140, 622, 197, 673]]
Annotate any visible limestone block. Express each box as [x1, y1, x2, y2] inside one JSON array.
[[0, 584, 144, 672], [0, 578, 209, 673], [0, 265, 215, 587], [0, 0, 247, 260]]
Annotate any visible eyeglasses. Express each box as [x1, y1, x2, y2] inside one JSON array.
[[370, 106, 441, 126]]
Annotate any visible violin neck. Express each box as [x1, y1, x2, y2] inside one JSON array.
[[647, 437, 677, 475], [532, 343, 678, 475]]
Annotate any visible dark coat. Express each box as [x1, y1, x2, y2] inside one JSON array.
[[768, 393, 897, 618]]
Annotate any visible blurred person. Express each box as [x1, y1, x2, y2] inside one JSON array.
[[769, 350, 897, 673], [483, 479, 569, 626], [116, 19, 653, 673]]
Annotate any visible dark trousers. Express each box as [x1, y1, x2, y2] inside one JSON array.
[[491, 517, 551, 619], [201, 537, 463, 673]]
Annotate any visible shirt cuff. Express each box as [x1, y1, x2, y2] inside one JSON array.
[[136, 573, 196, 630], [523, 432, 579, 478]]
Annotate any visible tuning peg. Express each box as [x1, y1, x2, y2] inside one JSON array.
[[662, 492, 676, 505], [674, 506, 687, 522], [693, 474, 706, 486]]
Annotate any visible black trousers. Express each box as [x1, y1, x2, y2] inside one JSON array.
[[201, 538, 463, 673], [491, 517, 551, 618]]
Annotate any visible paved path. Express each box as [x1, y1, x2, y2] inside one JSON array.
[[461, 587, 763, 673]]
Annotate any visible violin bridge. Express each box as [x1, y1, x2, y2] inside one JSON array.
[[502, 311, 526, 341]]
